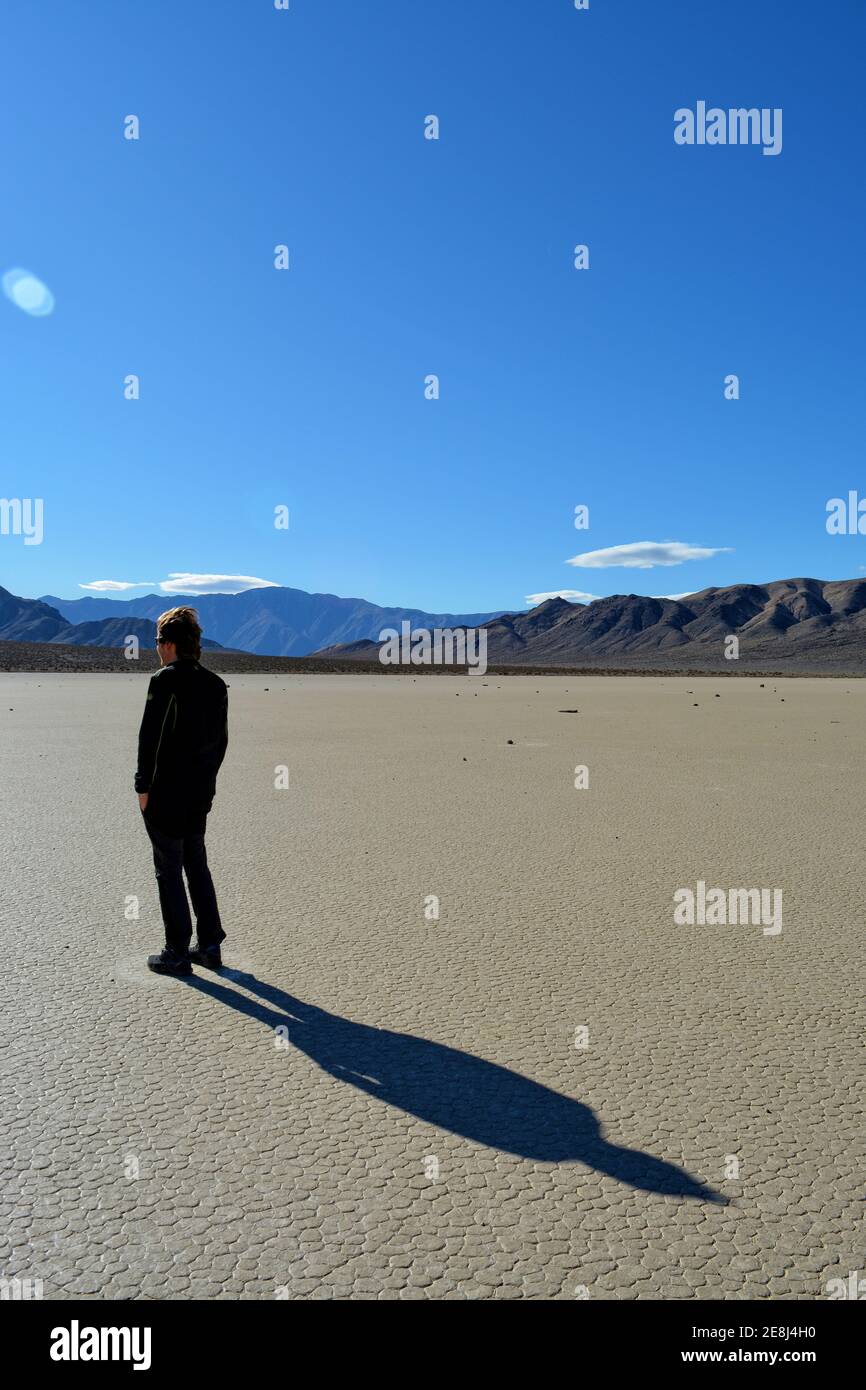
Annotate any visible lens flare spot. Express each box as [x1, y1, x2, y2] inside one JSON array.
[[2, 267, 55, 316]]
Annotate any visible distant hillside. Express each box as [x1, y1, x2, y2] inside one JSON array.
[[46, 616, 224, 650], [0, 590, 223, 651], [312, 579, 866, 673], [38, 587, 504, 657], [0, 588, 67, 642]]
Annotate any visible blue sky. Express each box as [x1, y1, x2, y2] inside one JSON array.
[[1, 0, 864, 612]]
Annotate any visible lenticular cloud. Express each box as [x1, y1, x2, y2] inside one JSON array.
[[2, 267, 55, 316]]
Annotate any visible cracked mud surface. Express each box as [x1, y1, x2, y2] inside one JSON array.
[[0, 674, 862, 1299]]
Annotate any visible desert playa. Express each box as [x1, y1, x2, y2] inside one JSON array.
[[0, 672, 862, 1299]]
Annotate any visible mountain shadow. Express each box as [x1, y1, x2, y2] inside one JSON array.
[[185, 971, 726, 1202]]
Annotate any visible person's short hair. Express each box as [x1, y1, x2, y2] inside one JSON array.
[[156, 606, 202, 660]]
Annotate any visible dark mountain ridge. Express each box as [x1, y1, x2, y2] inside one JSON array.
[[312, 578, 866, 671], [0, 589, 227, 651]]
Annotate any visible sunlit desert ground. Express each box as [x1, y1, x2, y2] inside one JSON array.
[[0, 673, 862, 1299]]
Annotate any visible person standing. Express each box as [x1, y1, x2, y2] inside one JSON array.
[[135, 606, 229, 976]]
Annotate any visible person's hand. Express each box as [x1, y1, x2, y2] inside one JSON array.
[[138, 792, 149, 813]]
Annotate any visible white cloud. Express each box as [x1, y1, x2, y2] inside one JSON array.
[[79, 580, 157, 592], [79, 573, 279, 596], [159, 573, 279, 595], [525, 589, 599, 606], [566, 541, 732, 570]]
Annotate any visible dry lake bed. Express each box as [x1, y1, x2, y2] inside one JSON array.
[[0, 673, 863, 1300]]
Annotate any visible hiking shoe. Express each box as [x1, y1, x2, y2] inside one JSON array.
[[189, 945, 222, 970], [147, 950, 192, 977]]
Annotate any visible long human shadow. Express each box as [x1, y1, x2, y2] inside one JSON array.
[[185, 971, 726, 1202]]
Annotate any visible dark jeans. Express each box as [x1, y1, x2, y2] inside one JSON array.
[[145, 819, 225, 958]]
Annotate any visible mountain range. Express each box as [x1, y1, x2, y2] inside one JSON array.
[[312, 578, 866, 670], [0, 586, 501, 656], [0, 591, 224, 650], [3, 578, 866, 671]]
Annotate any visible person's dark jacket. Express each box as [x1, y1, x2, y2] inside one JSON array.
[[135, 659, 228, 836]]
